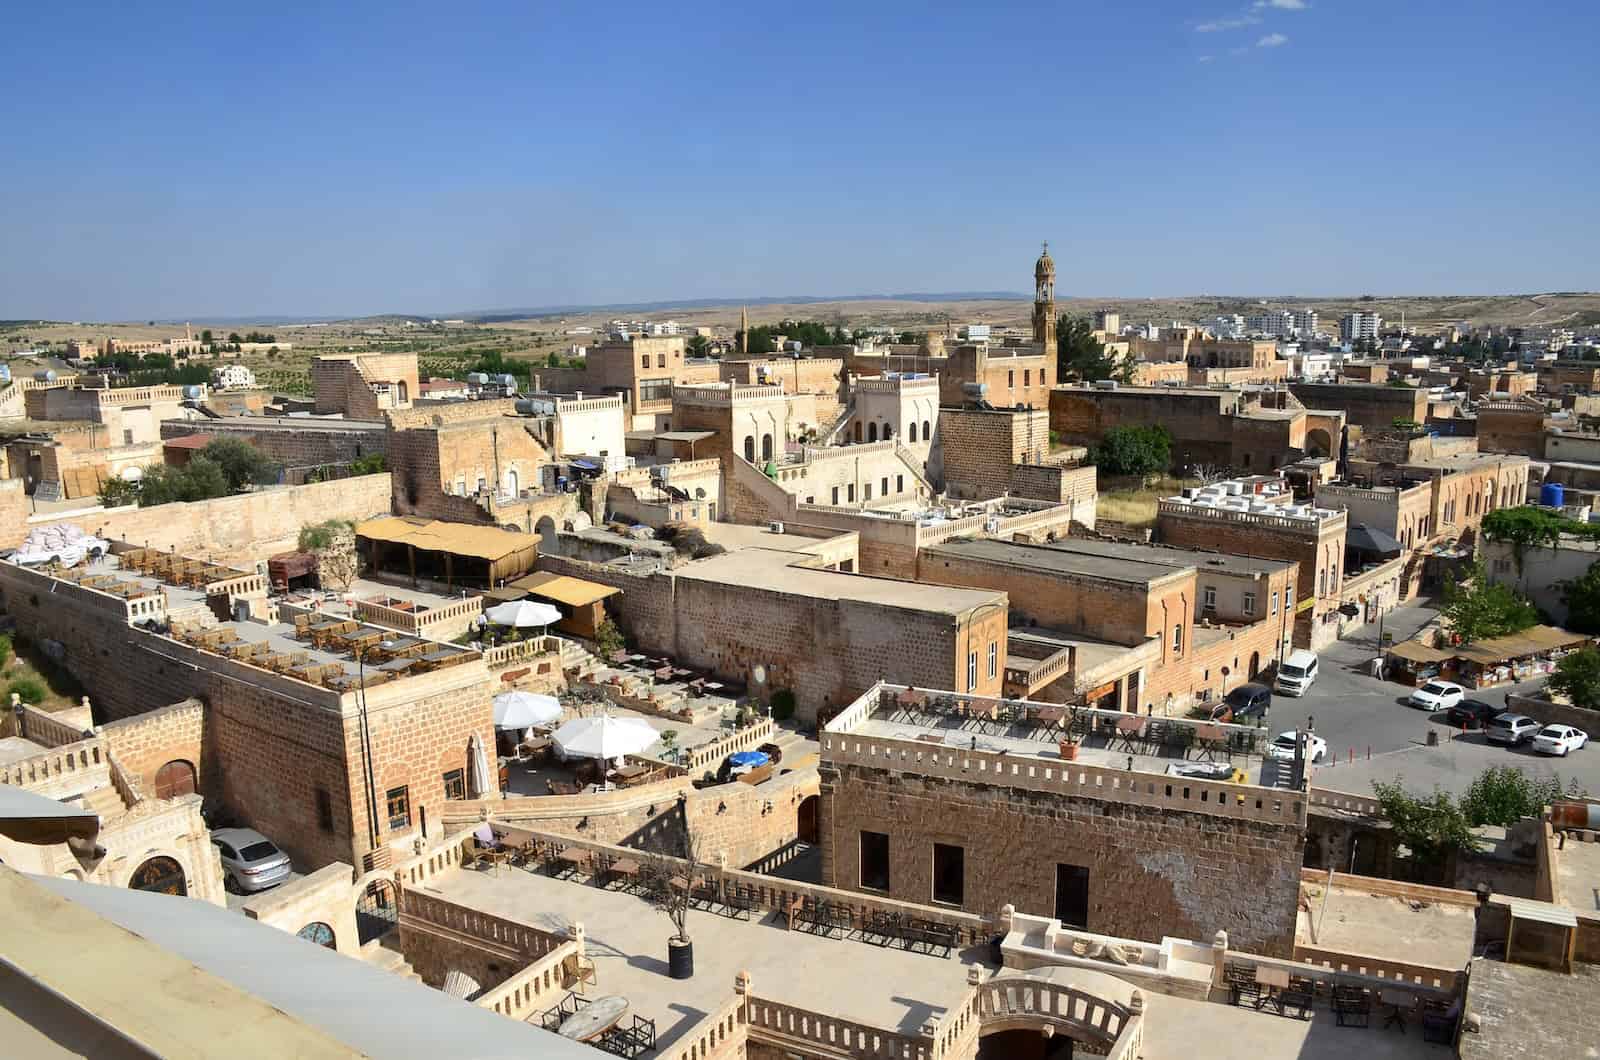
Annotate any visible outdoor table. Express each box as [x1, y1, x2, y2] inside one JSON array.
[[612, 764, 649, 786], [916, 733, 946, 744], [1378, 989, 1413, 1032], [1254, 966, 1291, 1013], [558, 995, 628, 1041], [1110, 716, 1147, 753], [604, 856, 641, 889], [703, 681, 724, 692], [1191, 723, 1226, 761], [414, 649, 456, 671], [376, 658, 416, 675], [1035, 707, 1065, 735]]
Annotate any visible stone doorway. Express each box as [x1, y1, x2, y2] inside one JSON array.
[[130, 856, 187, 896]]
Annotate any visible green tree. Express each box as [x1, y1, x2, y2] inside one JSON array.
[[227, 332, 242, 344], [1562, 560, 1600, 634], [1460, 766, 1565, 827], [7, 677, 46, 705], [594, 618, 624, 657], [1439, 563, 1538, 644], [897, 330, 922, 345], [1089, 424, 1171, 479], [1055, 314, 1132, 383], [348, 452, 387, 476], [1549, 649, 1600, 711], [1372, 779, 1477, 872], [98, 476, 141, 508], [200, 329, 213, 344], [200, 437, 279, 491], [685, 334, 710, 358]]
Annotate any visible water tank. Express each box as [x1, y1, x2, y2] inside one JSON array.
[[33, 369, 56, 382], [497, 373, 517, 389], [466, 372, 489, 385], [1540, 482, 1565, 508], [515, 399, 536, 415], [1552, 801, 1600, 831], [182, 384, 205, 401], [960, 382, 988, 400]]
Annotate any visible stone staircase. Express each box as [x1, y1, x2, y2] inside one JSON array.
[[362, 939, 421, 983], [76, 783, 128, 819], [559, 638, 604, 681]]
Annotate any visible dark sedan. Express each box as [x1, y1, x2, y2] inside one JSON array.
[[1443, 699, 1501, 730]]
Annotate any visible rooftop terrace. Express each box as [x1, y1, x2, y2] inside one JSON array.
[[677, 548, 1006, 616]]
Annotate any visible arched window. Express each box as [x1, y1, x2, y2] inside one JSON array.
[[130, 856, 187, 896], [396, 381, 409, 403], [867, 423, 878, 442], [883, 424, 893, 439], [923, 420, 931, 439], [298, 922, 337, 949], [907, 422, 918, 443], [153, 760, 196, 800], [761, 434, 774, 461], [743, 436, 755, 462], [505, 468, 519, 496]]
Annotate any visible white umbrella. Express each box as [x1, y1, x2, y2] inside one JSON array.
[[493, 691, 562, 730], [468, 733, 492, 798], [484, 599, 562, 628], [551, 713, 659, 761]]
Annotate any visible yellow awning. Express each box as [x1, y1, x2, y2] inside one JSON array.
[[355, 516, 539, 562], [511, 571, 620, 607]]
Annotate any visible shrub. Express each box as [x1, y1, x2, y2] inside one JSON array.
[[7, 677, 46, 705], [0, 634, 10, 670]]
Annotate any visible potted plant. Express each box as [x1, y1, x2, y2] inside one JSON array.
[[640, 834, 703, 979], [659, 729, 678, 763], [1059, 736, 1080, 761]]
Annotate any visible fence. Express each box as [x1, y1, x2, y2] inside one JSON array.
[[745, 997, 930, 1060], [1306, 787, 1384, 817], [1288, 943, 1462, 992], [684, 718, 776, 772], [433, 773, 695, 827], [654, 991, 749, 1060], [474, 940, 580, 1022], [0, 737, 109, 798], [483, 635, 561, 670], [399, 889, 569, 961]]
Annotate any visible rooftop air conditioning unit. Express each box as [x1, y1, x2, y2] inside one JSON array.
[[769, 521, 785, 534]]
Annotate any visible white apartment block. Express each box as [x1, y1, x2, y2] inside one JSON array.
[[1291, 309, 1318, 335], [209, 364, 256, 390], [1208, 314, 1245, 339], [1245, 310, 1297, 338], [1340, 312, 1382, 342]]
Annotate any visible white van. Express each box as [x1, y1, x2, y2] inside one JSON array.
[[1275, 650, 1319, 696]]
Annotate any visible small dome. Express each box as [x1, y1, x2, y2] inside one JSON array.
[[1035, 241, 1055, 280]]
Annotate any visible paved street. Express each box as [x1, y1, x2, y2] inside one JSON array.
[[1263, 600, 1599, 799]]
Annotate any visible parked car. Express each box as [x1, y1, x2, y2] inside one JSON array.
[[1214, 682, 1273, 724], [1408, 680, 1465, 712], [212, 827, 292, 893], [1266, 730, 1327, 763], [1165, 761, 1249, 783], [1532, 725, 1589, 757], [1443, 700, 1502, 730], [1485, 714, 1540, 747]]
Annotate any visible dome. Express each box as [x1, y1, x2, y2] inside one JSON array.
[[1035, 241, 1055, 281]]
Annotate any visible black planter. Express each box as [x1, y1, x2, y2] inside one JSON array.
[[668, 937, 694, 979]]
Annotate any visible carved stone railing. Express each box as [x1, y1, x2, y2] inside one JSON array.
[[974, 975, 1129, 1047], [399, 889, 568, 961], [745, 996, 930, 1059], [482, 636, 561, 670], [0, 737, 107, 795], [1306, 786, 1383, 817], [684, 718, 776, 772], [655, 990, 749, 1060], [475, 939, 579, 1022]]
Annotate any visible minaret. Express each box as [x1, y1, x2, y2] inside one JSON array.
[[739, 307, 749, 356], [1032, 242, 1056, 352]]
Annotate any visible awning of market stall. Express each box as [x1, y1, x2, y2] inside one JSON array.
[[1451, 626, 1591, 666], [356, 517, 540, 589], [510, 571, 620, 608], [1386, 640, 1455, 665]]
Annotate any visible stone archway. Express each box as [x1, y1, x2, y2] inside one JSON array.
[[1306, 428, 1333, 458], [153, 759, 196, 800], [130, 855, 187, 896], [974, 967, 1141, 1057]]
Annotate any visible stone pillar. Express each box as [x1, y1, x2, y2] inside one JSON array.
[[1211, 929, 1229, 990], [572, 921, 587, 958]]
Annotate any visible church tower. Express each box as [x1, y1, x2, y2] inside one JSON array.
[[739, 307, 749, 356], [1032, 242, 1056, 352]]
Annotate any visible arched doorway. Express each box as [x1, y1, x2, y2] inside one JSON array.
[[357, 878, 399, 945], [761, 434, 774, 461], [907, 423, 918, 443], [505, 468, 519, 496], [797, 795, 820, 845], [130, 856, 187, 896], [1306, 428, 1333, 458], [153, 760, 196, 800], [743, 437, 756, 462], [867, 422, 878, 442], [1248, 652, 1261, 678], [298, 921, 337, 949], [977, 1030, 1073, 1060]]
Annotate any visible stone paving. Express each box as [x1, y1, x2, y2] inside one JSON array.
[[1459, 958, 1600, 1060]]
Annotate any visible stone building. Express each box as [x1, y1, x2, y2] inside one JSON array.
[[935, 406, 1098, 514], [534, 335, 720, 430], [0, 557, 496, 874], [1286, 381, 1429, 431], [1156, 475, 1348, 650], [312, 352, 420, 418], [23, 381, 186, 447], [719, 355, 845, 431], [159, 416, 388, 474], [940, 343, 1052, 410], [840, 372, 939, 456], [820, 682, 1307, 956], [1476, 398, 1548, 458]]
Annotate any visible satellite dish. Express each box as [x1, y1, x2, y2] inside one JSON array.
[[120, 467, 143, 482], [752, 665, 767, 685]]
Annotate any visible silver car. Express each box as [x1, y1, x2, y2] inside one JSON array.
[[212, 827, 292, 893]]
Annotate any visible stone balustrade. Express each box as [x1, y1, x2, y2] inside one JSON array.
[[684, 718, 776, 772], [745, 996, 931, 1060], [1289, 943, 1461, 992], [1307, 786, 1383, 817], [1157, 499, 1343, 533], [475, 940, 579, 1022], [653, 990, 749, 1060], [482, 636, 560, 670], [0, 737, 107, 795], [399, 888, 568, 960]]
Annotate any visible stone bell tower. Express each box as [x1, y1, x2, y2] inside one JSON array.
[[1032, 242, 1057, 352]]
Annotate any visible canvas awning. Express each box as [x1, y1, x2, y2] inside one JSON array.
[[356, 517, 539, 562], [1452, 626, 1591, 666], [1386, 639, 1454, 664], [511, 571, 620, 607]]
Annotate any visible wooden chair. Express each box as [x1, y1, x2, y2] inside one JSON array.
[[560, 952, 597, 995]]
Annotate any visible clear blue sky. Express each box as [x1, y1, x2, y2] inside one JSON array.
[[3, 1, 1596, 320]]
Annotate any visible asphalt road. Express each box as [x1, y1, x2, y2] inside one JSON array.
[[1263, 600, 1598, 799]]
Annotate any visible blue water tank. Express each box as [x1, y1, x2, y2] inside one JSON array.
[[1540, 482, 1565, 508]]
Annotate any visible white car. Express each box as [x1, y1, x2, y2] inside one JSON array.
[[1266, 731, 1327, 763], [1532, 725, 1589, 757], [1408, 680, 1465, 712]]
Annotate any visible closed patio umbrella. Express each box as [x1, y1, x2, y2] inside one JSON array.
[[551, 713, 659, 761], [484, 599, 563, 628], [493, 691, 563, 730], [468, 733, 492, 798]]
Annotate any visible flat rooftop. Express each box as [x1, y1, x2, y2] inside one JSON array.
[[677, 548, 1005, 615], [1300, 882, 1475, 971], [1041, 537, 1294, 577], [199, 416, 385, 431], [427, 865, 978, 1049], [1140, 991, 1440, 1060], [924, 538, 1186, 587], [1556, 837, 1600, 913]]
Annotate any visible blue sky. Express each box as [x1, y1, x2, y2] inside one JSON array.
[[2, 1, 1596, 320]]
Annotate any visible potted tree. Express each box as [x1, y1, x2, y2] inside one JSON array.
[[1058, 736, 1080, 762], [640, 834, 703, 979]]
